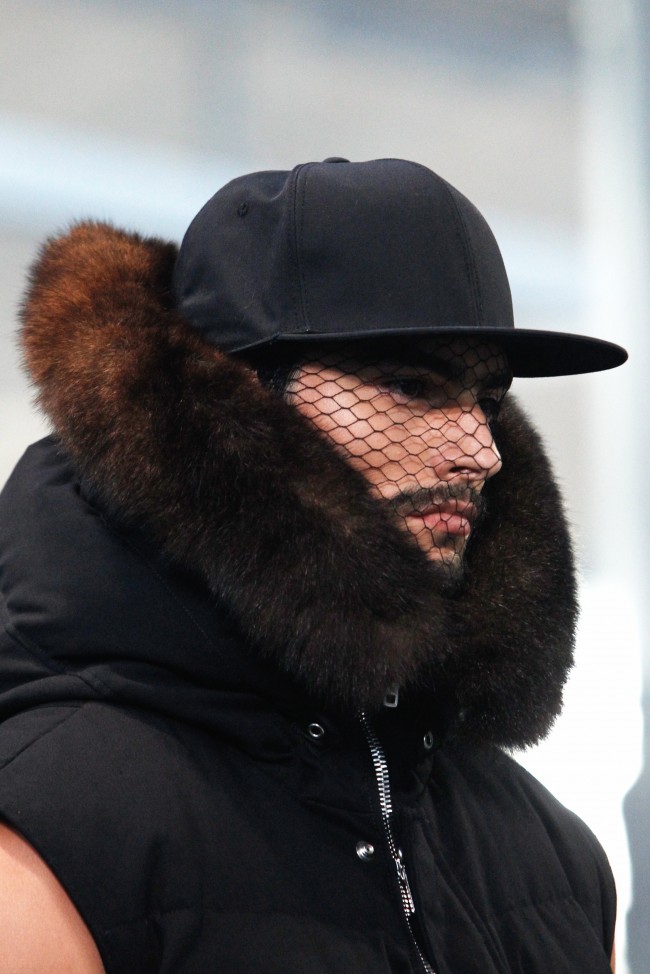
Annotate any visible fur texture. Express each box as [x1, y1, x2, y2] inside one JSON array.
[[20, 222, 577, 747]]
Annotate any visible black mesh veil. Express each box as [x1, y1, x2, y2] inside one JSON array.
[[253, 337, 511, 582]]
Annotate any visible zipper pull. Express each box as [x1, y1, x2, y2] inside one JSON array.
[[383, 686, 400, 708], [395, 849, 416, 916]]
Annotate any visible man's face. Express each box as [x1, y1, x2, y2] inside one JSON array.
[[288, 338, 511, 577]]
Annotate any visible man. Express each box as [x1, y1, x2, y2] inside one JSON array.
[[0, 158, 626, 972]]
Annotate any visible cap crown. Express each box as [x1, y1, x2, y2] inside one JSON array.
[[173, 158, 513, 352], [173, 157, 627, 376]]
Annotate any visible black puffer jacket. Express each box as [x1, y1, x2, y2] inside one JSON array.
[[0, 224, 615, 973]]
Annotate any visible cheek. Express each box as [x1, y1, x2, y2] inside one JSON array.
[[294, 400, 451, 489], [292, 400, 343, 437], [293, 399, 385, 459]]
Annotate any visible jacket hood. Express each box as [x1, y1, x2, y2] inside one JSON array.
[[0, 439, 304, 745], [8, 221, 577, 748]]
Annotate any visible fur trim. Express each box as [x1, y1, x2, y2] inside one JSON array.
[[20, 222, 577, 747]]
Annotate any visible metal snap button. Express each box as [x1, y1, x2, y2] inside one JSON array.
[[308, 722, 325, 740], [356, 841, 375, 861], [423, 731, 435, 751]]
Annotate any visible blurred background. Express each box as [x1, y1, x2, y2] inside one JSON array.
[[1, 1, 648, 969]]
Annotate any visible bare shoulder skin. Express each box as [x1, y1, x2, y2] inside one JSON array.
[[0, 822, 105, 973]]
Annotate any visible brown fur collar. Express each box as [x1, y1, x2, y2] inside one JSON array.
[[20, 222, 577, 747]]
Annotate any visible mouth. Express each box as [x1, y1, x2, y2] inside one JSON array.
[[405, 501, 477, 537]]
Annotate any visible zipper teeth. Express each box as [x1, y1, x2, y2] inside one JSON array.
[[359, 712, 437, 974], [359, 713, 396, 851]]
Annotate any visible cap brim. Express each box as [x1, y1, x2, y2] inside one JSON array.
[[233, 327, 628, 377]]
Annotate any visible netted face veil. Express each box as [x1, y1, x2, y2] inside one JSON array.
[[255, 336, 511, 585]]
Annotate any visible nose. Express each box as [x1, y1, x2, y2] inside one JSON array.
[[420, 402, 502, 485]]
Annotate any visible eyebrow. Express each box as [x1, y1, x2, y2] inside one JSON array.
[[478, 369, 513, 393], [366, 355, 513, 392], [414, 356, 513, 390], [372, 350, 463, 374]]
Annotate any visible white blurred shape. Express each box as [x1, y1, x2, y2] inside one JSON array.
[[518, 576, 643, 974]]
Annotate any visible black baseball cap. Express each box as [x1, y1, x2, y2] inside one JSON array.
[[173, 157, 627, 377]]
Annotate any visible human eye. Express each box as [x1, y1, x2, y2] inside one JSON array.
[[478, 393, 505, 422], [380, 376, 427, 400]]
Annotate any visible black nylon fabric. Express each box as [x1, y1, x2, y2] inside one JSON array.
[[172, 158, 627, 376], [0, 439, 616, 973]]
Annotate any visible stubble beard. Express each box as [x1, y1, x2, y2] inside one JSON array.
[[380, 483, 486, 592]]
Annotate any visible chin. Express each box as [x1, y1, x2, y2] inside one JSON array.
[[415, 532, 466, 561], [418, 537, 467, 590]]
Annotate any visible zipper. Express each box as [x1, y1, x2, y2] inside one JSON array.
[[359, 711, 437, 974]]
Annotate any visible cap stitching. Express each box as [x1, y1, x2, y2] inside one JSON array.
[[286, 165, 305, 334], [398, 160, 483, 326], [291, 164, 312, 334], [443, 183, 484, 326]]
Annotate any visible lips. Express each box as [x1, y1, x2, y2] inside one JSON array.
[[406, 501, 477, 537]]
